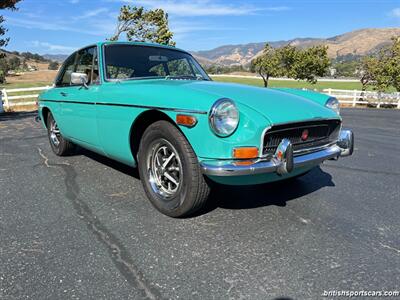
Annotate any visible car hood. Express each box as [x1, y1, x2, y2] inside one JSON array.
[[185, 81, 339, 124], [117, 79, 339, 124]]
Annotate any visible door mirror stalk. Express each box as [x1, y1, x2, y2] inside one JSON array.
[[71, 72, 89, 89]]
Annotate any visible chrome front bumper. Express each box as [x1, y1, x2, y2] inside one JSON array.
[[201, 129, 354, 177]]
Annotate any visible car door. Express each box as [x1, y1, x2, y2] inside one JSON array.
[[59, 46, 101, 151]]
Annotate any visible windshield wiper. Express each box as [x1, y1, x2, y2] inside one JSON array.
[[165, 75, 208, 81]]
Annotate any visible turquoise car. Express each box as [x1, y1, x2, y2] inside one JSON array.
[[38, 42, 354, 217]]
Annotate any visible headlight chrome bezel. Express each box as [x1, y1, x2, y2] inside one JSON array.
[[325, 97, 340, 114], [209, 98, 239, 137]]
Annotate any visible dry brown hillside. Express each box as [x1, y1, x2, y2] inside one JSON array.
[[192, 28, 400, 66], [324, 28, 400, 57]]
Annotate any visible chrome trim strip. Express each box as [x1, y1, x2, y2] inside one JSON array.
[[39, 100, 208, 115], [96, 102, 208, 114], [259, 125, 272, 157], [268, 117, 341, 127], [293, 141, 337, 156], [200, 145, 342, 177]]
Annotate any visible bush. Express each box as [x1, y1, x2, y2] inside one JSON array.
[[48, 61, 59, 70], [0, 70, 6, 84]]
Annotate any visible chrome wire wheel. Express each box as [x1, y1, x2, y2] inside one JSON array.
[[49, 118, 61, 147], [147, 139, 183, 200]]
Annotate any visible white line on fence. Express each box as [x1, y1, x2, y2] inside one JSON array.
[[322, 88, 400, 108], [210, 74, 361, 83], [1, 86, 51, 111]]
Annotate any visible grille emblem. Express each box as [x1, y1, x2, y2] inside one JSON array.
[[301, 129, 309, 141]]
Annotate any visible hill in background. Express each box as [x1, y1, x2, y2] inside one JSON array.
[[43, 54, 69, 62], [191, 28, 400, 66]]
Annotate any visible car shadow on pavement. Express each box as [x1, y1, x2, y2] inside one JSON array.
[[78, 146, 334, 216], [199, 166, 334, 214], [79, 147, 140, 179]]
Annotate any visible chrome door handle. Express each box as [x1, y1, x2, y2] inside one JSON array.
[[60, 92, 68, 97]]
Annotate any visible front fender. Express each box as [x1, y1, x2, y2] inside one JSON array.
[[168, 103, 270, 160]]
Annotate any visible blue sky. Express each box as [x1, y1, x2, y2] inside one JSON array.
[[2, 0, 400, 55]]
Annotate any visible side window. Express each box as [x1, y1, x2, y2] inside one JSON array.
[[149, 63, 167, 76], [75, 47, 95, 85], [56, 53, 76, 87], [107, 65, 135, 79], [167, 59, 192, 76]]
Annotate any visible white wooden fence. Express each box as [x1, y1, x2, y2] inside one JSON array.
[[1, 86, 400, 112], [0, 86, 51, 111], [323, 88, 400, 109]]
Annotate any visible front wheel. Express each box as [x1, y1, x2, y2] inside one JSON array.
[[137, 121, 210, 217], [46, 112, 75, 156]]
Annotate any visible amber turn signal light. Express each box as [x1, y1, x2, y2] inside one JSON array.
[[233, 147, 259, 159], [176, 114, 197, 127]]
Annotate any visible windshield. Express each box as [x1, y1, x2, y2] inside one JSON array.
[[104, 44, 210, 81]]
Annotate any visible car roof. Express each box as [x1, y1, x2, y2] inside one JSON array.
[[96, 41, 188, 54]]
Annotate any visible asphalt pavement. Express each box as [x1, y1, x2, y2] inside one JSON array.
[[0, 108, 399, 299]]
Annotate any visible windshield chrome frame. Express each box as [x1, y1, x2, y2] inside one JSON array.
[[101, 43, 211, 83]]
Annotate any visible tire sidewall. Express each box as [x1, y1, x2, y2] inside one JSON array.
[[138, 121, 197, 217], [47, 113, 62, 155], [47, 112, 72, 156]]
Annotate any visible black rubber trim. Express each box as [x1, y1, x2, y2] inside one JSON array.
[[41, 100, 94, 105], [40, 99, 208, 115]]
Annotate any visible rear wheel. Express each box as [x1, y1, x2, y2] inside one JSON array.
[[47, 112, 75, 156], [138, 121, 210, 217]]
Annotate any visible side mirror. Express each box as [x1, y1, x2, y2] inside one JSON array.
[[71, 72, 88, 87]]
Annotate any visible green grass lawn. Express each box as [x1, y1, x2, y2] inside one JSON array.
[[211, 76, 363, 91], [0, 82, 52, 90]]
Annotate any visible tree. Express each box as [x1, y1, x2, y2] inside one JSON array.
[[0, 0, 21, 83], [288, 45, 330, 83], [252, 43, 330, 87], [110, 5, 175, 46], [384, 37, 400, 92], [48, 61, 59, 70], [358, 56, 380, 91], [8, 56, 20, 70], [1, 0, 21, 49], [333, 60, 358, 77], [0, 58, 9, 83], [358, 37, 400, 92], [276, 44, 298, 79], [251, 44, 283, 87]]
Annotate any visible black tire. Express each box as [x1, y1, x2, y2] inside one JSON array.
[[137, 120, 210, 217], [47, 112, 75, 156]]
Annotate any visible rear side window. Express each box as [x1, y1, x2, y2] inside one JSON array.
[[75, 47, 95, 83], [55, 46, 99, 87], [56, 53, 76, 87], [167, 58, 192, 76]]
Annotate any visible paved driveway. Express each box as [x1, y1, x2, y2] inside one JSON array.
[[0, 108, 399, 299]]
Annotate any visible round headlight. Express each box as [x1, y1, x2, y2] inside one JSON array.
[[209, 98, 239, 137], [325, 97, 340, 114]]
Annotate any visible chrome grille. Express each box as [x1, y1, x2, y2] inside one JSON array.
[[263, 119, 341, 156]]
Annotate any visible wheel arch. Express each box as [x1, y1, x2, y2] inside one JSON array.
[[41, 106, 51, 128], [129, 109, 190, 161]]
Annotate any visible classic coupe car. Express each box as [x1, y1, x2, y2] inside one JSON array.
[[38, 41, 354, 217]]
